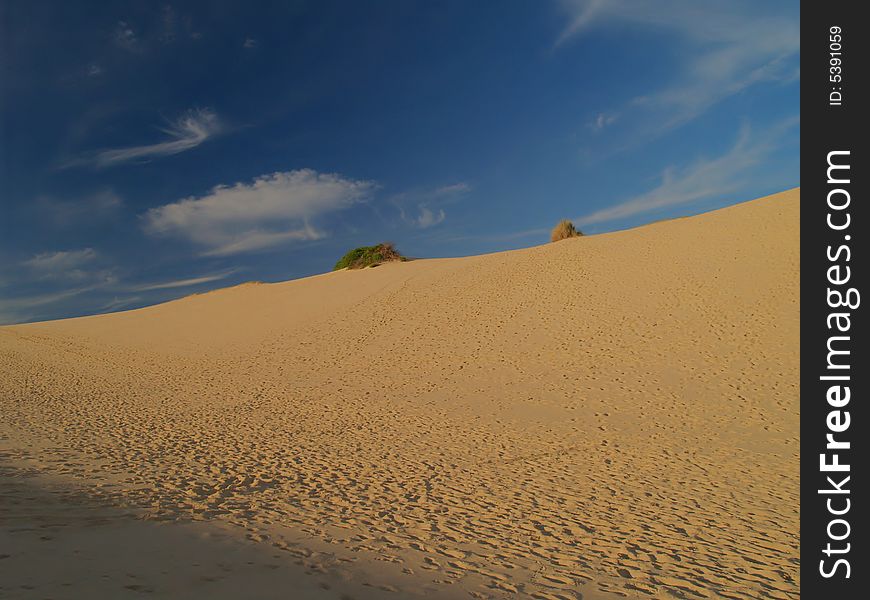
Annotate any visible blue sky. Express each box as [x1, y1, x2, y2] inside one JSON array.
[[0, 0, 799, 324]]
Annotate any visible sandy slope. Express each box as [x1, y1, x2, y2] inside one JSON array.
[[0, 188, 799, 599]]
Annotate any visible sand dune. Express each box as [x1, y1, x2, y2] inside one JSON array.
[[0, 188, 799, 599]]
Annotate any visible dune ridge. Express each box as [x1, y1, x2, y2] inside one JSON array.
[[0, 189, 799, 599]]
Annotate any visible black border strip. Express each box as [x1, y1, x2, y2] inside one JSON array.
[[801, 2, 867, 597]]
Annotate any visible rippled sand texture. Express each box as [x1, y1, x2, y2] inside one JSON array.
[[0, 188, 799, 599]]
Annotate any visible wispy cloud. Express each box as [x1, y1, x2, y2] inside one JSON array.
[[159, 6, 178, 44], [413, 206, 446, 229], [64, 109, 221, 169], [36, 189, 122, 227], [394, 182, 469, 229], [111, 7, 198, 50], [437, 226, 550, 246], [97, 109, 220, 167], [243, 37, 258, 49], [20, 248, 118, 295], [576, 116, 798, 227], [23, 248, 98, 272], [129, 270, 237, 292], [101, 296, 142, 312], [200, 226, 323, 257], [432, 183, 471, 196], [0, 264, 239, 324], [557, 1, 799, 140], [0, 280, 117, 325], [589, 112, 617, 131], [0, 287, 90, 324], [143, 169, 375, 256], [113, 20, 139, 51]]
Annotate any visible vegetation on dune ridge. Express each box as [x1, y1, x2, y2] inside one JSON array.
[[550, 219, 583, 242], [334, 242, 406, 270]]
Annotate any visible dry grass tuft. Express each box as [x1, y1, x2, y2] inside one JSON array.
[[550, 220, 582, 242]]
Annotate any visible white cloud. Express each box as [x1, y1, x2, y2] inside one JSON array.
[[143, 169, 376, 256], [576, 116, 798, 226], [243, 37, 258, 49], [557, 1, 799, 137], [86, 109, 221, 167]]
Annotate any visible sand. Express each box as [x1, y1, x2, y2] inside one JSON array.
[[0, 188, 799, 599]]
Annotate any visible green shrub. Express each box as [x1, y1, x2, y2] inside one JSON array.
[[334, 242, 405, 270], [550, 219, 583, 242]]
